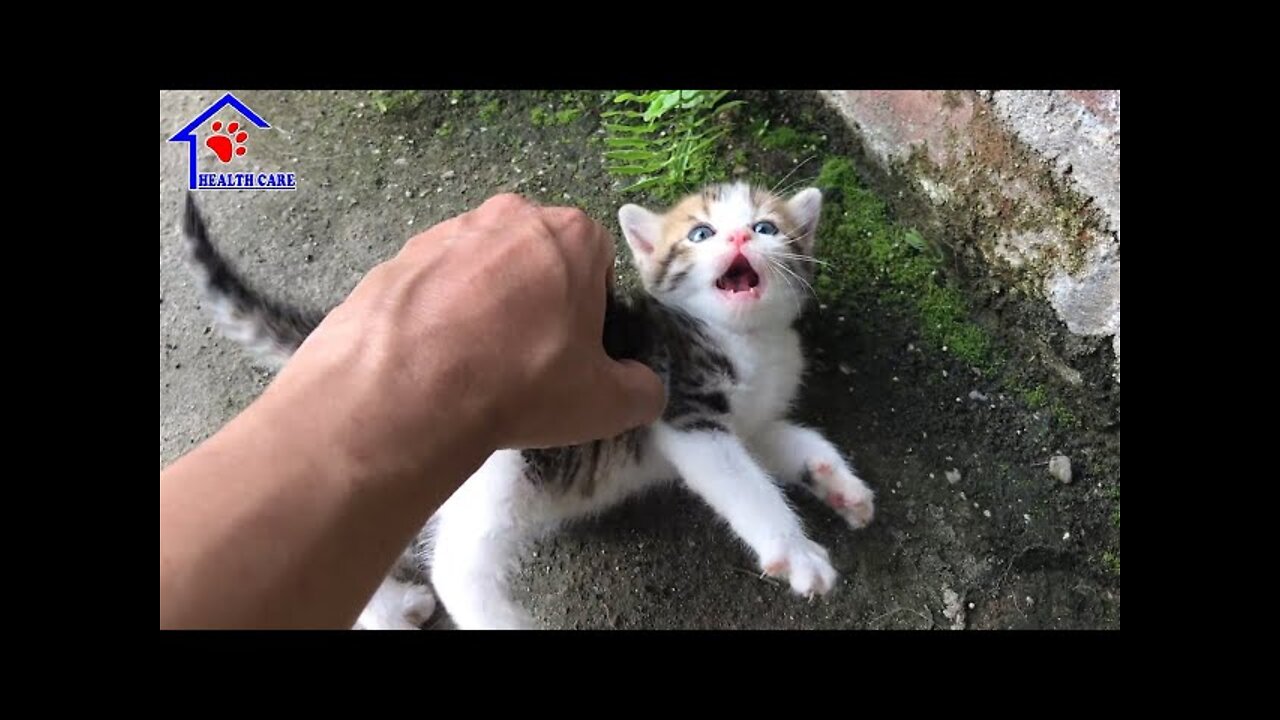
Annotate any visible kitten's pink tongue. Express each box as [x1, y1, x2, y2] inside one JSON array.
[[718, 255, 761, 292]]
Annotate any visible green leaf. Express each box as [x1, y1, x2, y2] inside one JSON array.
[[608, 164, 663, 176], [624, 176, 665, 192], [904, 229, 927, 251], [605, 137, 651, 148], [604, 149, 660, 161], [603, 122, 657, 134], [613, 92, 658, 103]]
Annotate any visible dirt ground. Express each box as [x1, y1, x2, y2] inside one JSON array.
[[159, 90, 1120, 629]]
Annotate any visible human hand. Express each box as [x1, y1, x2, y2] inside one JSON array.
[[258, 193, 666, 479]]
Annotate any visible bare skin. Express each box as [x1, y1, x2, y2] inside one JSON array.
[[159, 193, 666, 629]]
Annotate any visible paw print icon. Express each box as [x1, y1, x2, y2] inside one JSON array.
[[206, 120, 248, 163]]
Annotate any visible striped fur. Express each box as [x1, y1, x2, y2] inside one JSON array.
[[180, 194, 324, 368]]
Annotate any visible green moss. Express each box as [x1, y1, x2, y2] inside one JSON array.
[[478, 99, 502, 121], [1050, 400, 1080, 429], [1021, 384, 1047, 408], [531, 99, 586, 128], [815, 157, 998, 374], [1101, 551, 1120, 576], [369, 91, 424, 115], [554, 107, 583, 124], [1106, 485, 1120, 528], [760, 124, 821, 152], [434, 121, 453, 138]]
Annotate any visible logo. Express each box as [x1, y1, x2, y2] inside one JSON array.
[[168, 92, 297, 191]]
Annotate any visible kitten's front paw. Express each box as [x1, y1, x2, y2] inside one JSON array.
[[761, 536, 838, 598], [354, 580, 436, 630], [808, 460, 875, 529]]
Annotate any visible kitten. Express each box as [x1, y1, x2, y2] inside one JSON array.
[[179, 182, 875, 629]]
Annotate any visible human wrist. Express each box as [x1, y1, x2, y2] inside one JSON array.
[[249, 343, 498, 498]]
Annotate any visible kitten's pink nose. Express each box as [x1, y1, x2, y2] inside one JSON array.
[[727, 228, 752, 247]]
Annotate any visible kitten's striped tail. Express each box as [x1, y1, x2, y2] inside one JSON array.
[[181, 193, 326, 368]]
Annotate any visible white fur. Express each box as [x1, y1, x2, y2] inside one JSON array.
[[354, 577, 436, 630], [356, 184, 875, 629]]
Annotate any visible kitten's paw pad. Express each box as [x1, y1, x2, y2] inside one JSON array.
[[808, 460, 875, 529], [761, 537, 838, 597], [206, 120, 249, 163], [827, 489, 875, 529]]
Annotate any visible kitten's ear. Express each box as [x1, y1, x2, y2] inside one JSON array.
[[618, 204, 662, 271], [786, 187, 823, 254]]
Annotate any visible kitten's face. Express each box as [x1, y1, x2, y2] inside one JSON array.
[[618, 182, 822, 330]]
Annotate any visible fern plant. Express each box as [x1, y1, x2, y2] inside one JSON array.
[[603, 90, 743, 201]]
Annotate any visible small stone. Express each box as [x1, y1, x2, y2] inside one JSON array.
[[404, 190, 412, 198], [1062, 531, 1071, 541], [838, 362, 853, 375], [945, 469, 962, 484], [969, 389, 990, 401], [393, 157, 408, 166], [441, 170, 456, 180], [983, 509, 992, 518], [941, 586, 965, 630], [1048, 455, 1073, 484]]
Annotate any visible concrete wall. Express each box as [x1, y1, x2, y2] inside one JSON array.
[[817, 91, 1120, 383]]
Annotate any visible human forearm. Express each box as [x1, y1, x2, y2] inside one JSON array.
[[158, 362, 492, 629]]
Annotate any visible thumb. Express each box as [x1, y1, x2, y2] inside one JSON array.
[[594, 357, 666, 436]]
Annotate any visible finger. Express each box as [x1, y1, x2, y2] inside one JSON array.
[[589, 357, 667, 438]]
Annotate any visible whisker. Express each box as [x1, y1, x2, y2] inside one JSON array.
[[769, 155, 819, 196], [767, 252, 831, 267], [762, 256, 803, 317], [764, 255, 819, 302], [774, 171, 822, 199]]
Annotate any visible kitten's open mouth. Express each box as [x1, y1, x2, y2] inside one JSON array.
[[715, 255, 762, 296]]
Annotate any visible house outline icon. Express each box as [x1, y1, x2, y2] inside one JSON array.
[[168, 93, 272, 190]]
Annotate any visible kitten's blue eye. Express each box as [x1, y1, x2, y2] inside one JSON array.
[[687, 224, 715, 243], [753, 221, 779, 235]]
